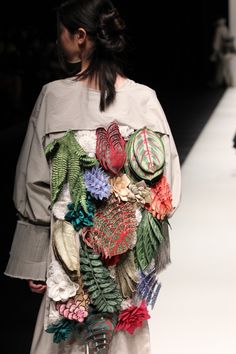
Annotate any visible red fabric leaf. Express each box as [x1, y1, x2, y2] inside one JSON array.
[[96, 122, 126, 175], [83, 197, 136, 258]]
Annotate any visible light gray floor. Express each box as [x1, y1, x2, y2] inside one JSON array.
[[149, 88, 236, 354]]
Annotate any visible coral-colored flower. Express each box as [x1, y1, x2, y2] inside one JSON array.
[[146, 176, 173, 220], [115, 300, 150, 334]]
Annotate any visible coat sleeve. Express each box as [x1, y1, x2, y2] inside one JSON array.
[[146, 89, 181, 217], [5, 85, 51, 281]]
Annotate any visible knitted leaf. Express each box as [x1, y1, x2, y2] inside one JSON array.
[[44, 130, 97, 210], [115, 251, 139, 298], [50, 141, 68, 205], [77, 312, 118, 354], [137, 269, 162, 309], [84, 197, 137, 258], [135, 210, 164, 270], [80, 243, 122, 313], [96, 122, 126, 175]]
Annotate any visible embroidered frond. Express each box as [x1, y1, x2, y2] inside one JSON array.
[[115, 251, 139, 298], [44, 130, 97, 209], [80, 243, 122, 313], [135, 210, 164, 270], [44, 139, 59, 157], [137, 269, 161, 309], [84, 197, 137, 258], [50, 141, 68, 205]]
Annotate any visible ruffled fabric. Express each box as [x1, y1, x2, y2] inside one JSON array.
[[46, 261, 79, 302]]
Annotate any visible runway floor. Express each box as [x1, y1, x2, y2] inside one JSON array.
[[150, 88, 236, 354]]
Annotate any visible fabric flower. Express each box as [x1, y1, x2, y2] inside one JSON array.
[[128, 181, 151, 206], [56, 294, 89, 323], [115, 300, 150, 334], [75, 130, 97, 156], [65, 195, 95, 231], [109, 174, 132, 201], [46, 261, 79, 302], [46, 318, 76, 343], [146, 176, 173, 220], [52, 183, 72, 219], [135, 208, 142, 224], [84, 166, 111, 200], [119, 126, 134, 140]]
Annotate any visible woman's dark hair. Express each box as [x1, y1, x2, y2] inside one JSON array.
[[57, 0, 126, 111]]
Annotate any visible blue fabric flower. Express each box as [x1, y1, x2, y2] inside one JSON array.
[[84, 166, 111, 200], [65, 195, 96, 231]]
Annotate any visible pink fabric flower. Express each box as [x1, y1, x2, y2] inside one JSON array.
[[146, 176, 173, 219], [56, 294, 89, 323], [115, 300, 150, 334]]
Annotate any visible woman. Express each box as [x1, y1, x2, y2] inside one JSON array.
[[5, 0, 181, 353]]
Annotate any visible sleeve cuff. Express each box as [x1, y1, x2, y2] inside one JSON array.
[[4, 220, 50, 281]]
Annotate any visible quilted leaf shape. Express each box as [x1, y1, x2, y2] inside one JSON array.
[[96, 122, 126, 175], [84, 197, 137, 258], [52, 220, 80, 281], [125, 128, 165, 183]]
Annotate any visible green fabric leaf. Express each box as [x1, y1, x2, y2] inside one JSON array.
[[115, 251, 139, 298], [76, 312, 118, 353], [44, 130, 97, 210], [80, 242, 122, 313], [135, 210, 165, 270]]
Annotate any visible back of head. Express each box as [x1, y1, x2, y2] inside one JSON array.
[[57, 0, 127, 111]]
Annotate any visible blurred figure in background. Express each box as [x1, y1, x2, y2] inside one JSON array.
[[210, 18, 236, 87]]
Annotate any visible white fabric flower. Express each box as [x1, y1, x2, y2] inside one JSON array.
[[135, 208, 142, 224], [46, 261, 79, 302], [75, 130, 96, 156], [52, 201, 68, 220], [47, 301, 62, 326], [119, 126, 134, 140], [52, 183, 72, 220]]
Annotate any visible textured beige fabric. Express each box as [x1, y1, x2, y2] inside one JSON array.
[[30, 294, 151, 354], [5, 78, 181, 281], [5, 77, 181, 354]]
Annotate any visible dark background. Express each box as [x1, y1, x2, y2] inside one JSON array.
[[0, 1, 229, 353]]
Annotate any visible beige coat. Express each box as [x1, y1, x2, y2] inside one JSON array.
[[5, 78, 181, 354]]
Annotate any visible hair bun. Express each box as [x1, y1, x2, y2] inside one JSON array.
[[96, 8, 126, 53]]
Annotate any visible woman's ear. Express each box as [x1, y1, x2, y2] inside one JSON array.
[[76, 28, 87, 45]]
